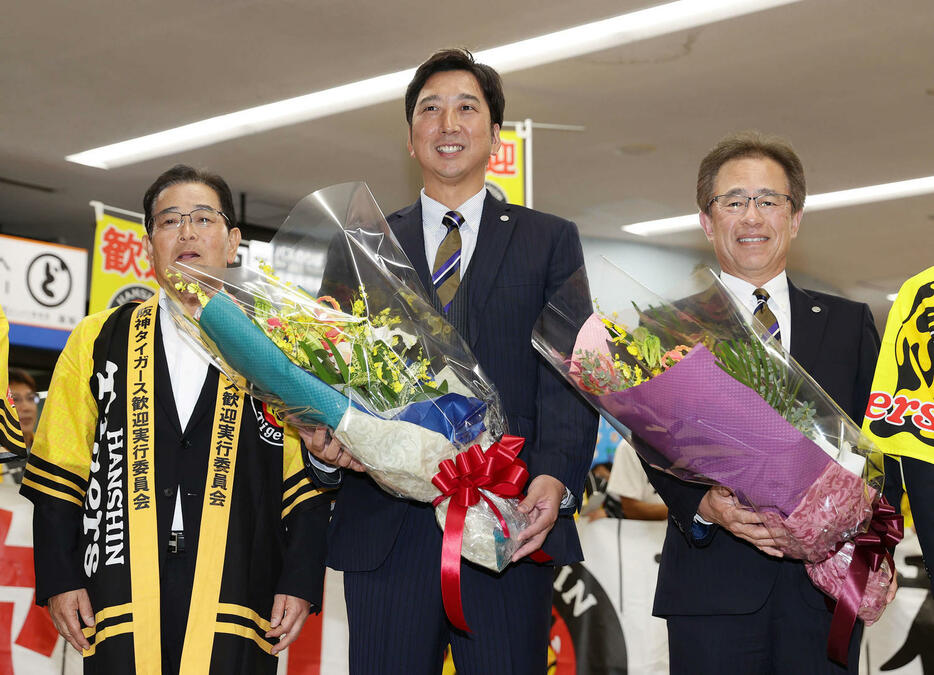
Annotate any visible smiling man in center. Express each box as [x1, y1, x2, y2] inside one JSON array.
[[310, 48, 597, 674]]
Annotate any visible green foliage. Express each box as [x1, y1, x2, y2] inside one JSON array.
[[713, 339, 817, 436]]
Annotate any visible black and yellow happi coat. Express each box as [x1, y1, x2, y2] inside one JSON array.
[[21, 296, 332, 674], [0, 305, 26, 456]]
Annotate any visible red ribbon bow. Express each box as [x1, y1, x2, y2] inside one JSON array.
[[827, 497, 903, 665], [431, 435, 529, 632]]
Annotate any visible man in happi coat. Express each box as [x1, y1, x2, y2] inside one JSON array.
[[21, 165, 334, 674]]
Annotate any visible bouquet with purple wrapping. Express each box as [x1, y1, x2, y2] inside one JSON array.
[[163, 182, 530, 574], [533, 258, 899, 629]]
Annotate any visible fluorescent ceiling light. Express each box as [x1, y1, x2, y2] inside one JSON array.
[[67, 0, 801, 169], [886, 293, 899, 302], [623, 175, 934, 236]]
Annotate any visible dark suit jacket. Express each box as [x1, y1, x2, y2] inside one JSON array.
[[644, 279, 884, 616], [326, 192, 598, 571]]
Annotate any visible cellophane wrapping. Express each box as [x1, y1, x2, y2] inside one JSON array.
[[532, 257, 893, 621], [164, 182, 528, 571]]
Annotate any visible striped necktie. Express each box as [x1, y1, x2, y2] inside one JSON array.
[[753, 287, 781, 342], [432, 210, 464, 312]]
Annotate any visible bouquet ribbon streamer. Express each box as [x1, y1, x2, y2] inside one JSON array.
[[827, 498, 903, 665], [432, 435, 528, 632]]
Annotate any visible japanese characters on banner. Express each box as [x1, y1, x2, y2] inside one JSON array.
[[0, 235, 88, 351], [88, 201, 158, 315], [485, 128, 526, 206]]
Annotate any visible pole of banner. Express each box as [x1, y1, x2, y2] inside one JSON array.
[[522, 118, 533, 208], [502, 120, 585, 208]]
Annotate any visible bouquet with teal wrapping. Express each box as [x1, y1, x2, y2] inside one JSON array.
[[163, 182, 528, 572]]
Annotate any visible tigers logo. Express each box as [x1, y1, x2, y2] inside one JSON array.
[[250, 399, 284, 446], [866, 280, 934, 443]]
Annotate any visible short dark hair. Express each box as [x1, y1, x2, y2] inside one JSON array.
[[697, 131, 806, 214], [8, 368, 36, 392], [143, 164, 236, 235], [404, 48, 505, 128]]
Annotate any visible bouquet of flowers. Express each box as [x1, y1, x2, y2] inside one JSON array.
[[532, 258, 901, 658], [163, 183, 533, 628]]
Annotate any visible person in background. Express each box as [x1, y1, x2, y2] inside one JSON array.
[[8, 368, 38, 450], [607, 439, 668, 521]]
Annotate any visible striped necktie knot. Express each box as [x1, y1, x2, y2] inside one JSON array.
[[432, 211, 464, 312], [442, 210, 465, 232], [753, 287, 781, 342]]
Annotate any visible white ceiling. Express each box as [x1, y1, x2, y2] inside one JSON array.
[[2, 0, 933, 325]]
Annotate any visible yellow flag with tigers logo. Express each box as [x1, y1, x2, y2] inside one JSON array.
[[863, 266, 934, 462]]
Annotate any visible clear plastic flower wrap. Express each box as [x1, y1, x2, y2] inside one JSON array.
[[162, 182, 530, 576], [532, 257, 901, 629]]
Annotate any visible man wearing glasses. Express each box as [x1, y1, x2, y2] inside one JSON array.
[[21, 165, 333, 674], [641, 131, 898, 673]]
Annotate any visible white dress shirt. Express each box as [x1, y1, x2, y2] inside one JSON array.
[[158, 291, 212, 531], [420, 187, 486, 278], [720, 270, 792, 352]]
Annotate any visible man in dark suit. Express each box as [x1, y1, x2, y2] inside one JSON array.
[[306, 48, 597, 673], [642, 131, 899, 673]]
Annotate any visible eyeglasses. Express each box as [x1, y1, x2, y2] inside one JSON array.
[[150, 207, 230, 232], [708, 193, 794, 213], [11, 393, 39, 406]]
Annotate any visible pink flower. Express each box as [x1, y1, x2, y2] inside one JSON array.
[[267, 317, 283, 328], [662, 345, 692, 369]]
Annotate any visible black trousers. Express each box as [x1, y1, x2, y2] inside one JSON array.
[[903, 456, 934, 582], [160, 551, 195, 675], [342, 503, 555, 675], [666, 559, 862, 674]]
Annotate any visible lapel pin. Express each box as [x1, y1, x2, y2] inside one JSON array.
[[811, 306, 821, 313], [500, 214, 509, 222]]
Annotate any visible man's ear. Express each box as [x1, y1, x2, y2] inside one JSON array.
[[226, 227, 242, 264], [490, 123, 501, 156], [790, 210, 803, 239], [699, 211, 714, 241], [406, 128, 415, 158]]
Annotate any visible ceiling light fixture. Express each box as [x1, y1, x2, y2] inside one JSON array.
[[623, 175, 934, 236], [67, 0, 800, 169]]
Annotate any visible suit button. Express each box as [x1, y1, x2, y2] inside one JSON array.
[[182, 439, 192, 449], [163, 487, 175, 498]]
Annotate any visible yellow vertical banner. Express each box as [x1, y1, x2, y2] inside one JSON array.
[[485, 129, 526, 206], [89, 202, 159, 314]]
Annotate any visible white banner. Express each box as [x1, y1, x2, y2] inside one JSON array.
[[0, 235, 88, 350]]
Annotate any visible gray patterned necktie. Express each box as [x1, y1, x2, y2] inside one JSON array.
[[432, 211, 464, 312], [753, 287, 781, 342]]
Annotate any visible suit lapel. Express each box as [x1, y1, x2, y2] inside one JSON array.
[[467, 194, 515, 347], [389, 200, 432, 294], [789, 279, 828, 373]]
